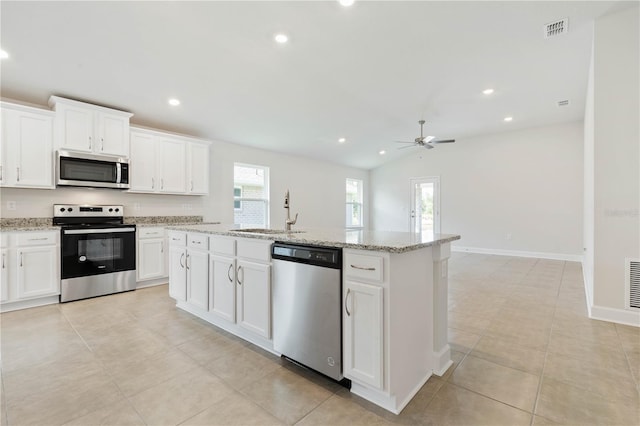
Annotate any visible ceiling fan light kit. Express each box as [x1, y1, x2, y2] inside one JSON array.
[[395, 120, 455, 151]]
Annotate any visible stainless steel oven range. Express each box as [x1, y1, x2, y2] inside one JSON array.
[[53, 204, 136, 302]]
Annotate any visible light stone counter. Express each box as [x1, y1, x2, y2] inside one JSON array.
[[165, 223, 460, 253], [0, 218, 58, 231]]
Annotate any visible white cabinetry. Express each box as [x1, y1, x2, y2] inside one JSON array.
[[49, 96, 132, 156], [1, 231, 60, 311], [129, 128, 209, 195], [209, 236, 272, 339], [0, 102, 54, 189], [137, 227, 166, 282], [1, 234, 9, 303], [167, 231, 209, 310]]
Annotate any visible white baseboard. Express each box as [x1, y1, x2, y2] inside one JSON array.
[[0, 295, 59, 313], [589, 304, 640, 327], [452, 245, 583, 262]]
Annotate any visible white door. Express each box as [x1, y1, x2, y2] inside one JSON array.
[[236, 260, 271, 339], [209, 255, 236, 322], [343, 280, 384, 389], [129, 132, 157, 192], [16, 246, 58, 299], [187, 249, 209, 310], [1, 248, 9, 302], [56, 104, 94, 152], [168, 246, 187, 301], [138, 238, 165, 281], [158, 138, 186, 193], [188, 142, 209, 194], [410, 177, 440, 235], [97, 112, 129, 156]]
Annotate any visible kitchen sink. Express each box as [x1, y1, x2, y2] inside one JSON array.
[[233, 228, 306, 234]]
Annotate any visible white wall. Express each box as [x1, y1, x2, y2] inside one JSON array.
[[370, 122, 584, 258], [591, 5, 639, 320], [203, 140, 369, 229], [0, 137, 369, 229], [583, 37, 595, 306]]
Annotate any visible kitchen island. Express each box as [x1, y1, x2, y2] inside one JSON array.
[[166, 224, 460, 414]]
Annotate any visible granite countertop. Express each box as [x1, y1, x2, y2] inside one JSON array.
[[166, 223, 460, 253], [0, 216, 212, 231], [0, 218, 59, 232]]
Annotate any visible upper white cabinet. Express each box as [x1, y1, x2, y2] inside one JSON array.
[[129, 127, 209, 195], [0, 102, 54, 189], [49, 96, 132, 157]]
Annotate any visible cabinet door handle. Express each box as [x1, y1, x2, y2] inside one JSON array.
[[237, 266, 243, 285], [227, 263, 234, 282], [344, 288, 351, 316], [152, 177, 155, 189], [160, 242, 164, 253], [350, 264, 376, 271], [0, 165, 3, 181], [16, 167, 20, 182], [191, 180, 194, 191], [161, 179, 164, 190], [19, 253, 23, 267], [28, 237, 48, 241], [179, 252, 185, 268], [89, 136, 92, 150], [186, 254, 190, 270], [2, 253, 5, 269], [101, 137, 104, 151]]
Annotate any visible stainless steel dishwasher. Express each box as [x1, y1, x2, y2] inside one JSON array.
[[272, 242, 344, 382]]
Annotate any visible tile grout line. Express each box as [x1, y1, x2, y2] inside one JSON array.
[[528, 260, 565, 426]]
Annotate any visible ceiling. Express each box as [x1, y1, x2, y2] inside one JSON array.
[[0, 1, 626, 169]]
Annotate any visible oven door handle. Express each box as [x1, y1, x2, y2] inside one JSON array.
[[63, 227, 136, 235]]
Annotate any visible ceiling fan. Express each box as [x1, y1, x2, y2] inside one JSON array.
[[396, 120, 455, 150]]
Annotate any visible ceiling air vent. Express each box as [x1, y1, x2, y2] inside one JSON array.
[[557, 100, 570, 107], [626, 258, 640, 310], [545, 18, 569, 38]]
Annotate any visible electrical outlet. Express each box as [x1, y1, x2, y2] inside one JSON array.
[[7, 201, 16, 211]]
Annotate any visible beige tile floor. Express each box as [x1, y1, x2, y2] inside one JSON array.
[[1, 253, 639, 425]]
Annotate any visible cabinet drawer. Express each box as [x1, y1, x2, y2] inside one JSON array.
[[210, 236, 236, 256], [15, 231, 58, 247], [187, 233, 209, 250], [344, 252, 383, 283], [168, 232, 187, 246], [138, 227, 165, 239], [237, 238, 272, 263]]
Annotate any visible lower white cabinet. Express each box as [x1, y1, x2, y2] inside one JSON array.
[[236, 259, 271, 339], [186, 247, 209, 310], [168, 232, 209, 310], [343, 279, 384, 389], [209, 254, 236, 322], [168, 244, 187, 301], [1, 231, 60, 307], [137, 227, 167, 282]]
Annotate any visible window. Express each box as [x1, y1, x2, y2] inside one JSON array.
[[234, 187, 242, 210], [234, 163, 269, 227], [346, 178, 363, 228]]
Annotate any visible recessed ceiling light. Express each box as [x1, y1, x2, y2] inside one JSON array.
[[168, 98, 181, 106], [274, 34, 289, 44], [379, 150, 386, 155], [504, 116, 513, 122], [482, 88, 494, 95], [338, 137, 346, 143], [0, 50, 8, 60], [338, 0, 355, 6]]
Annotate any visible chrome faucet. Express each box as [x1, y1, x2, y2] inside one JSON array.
[[284, 190, 298, 231]]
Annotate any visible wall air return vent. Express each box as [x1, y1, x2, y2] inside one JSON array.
[[557, 100, 570, 107], [545, 18, 569, 38], [626, 258, 640, 310]]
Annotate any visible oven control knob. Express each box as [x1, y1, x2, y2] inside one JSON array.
[[115, 208, 120, 212], [68, 208, 73, 212], [109, 208, 113, 212], [59, 207, 66, 212]]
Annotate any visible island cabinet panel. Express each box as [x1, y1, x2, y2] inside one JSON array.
[[236, 260, 271, 339], [343, 279, 384, 389], [168, 232, 187, 301], [186, 248, 209, 310], [137, 227, 166, 282], [209, 254, 236, 322]]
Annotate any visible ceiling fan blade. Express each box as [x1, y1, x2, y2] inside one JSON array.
[[431, 139, 455, 144], [398, 145, 417, 150], [394, 140, 416, 144], [423, 144, 435, 149], [424, 135, 436, 143]]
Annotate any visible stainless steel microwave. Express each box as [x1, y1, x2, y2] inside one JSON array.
[[56, 150, 130, 189]]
